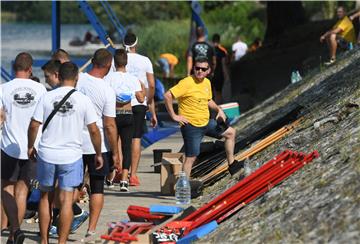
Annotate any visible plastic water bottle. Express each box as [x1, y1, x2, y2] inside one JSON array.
[[291, 71, 297, 84], [296, 71, 302, 82], [348, 42, 353, 50], [175, 171, 191, 205]]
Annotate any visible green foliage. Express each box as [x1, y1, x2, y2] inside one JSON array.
[[131, 19, 190, 77], [203, 2, 266, 46]]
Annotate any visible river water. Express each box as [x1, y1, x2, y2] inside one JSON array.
[[1, 23, 103, 83]]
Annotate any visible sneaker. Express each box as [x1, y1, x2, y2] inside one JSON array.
[[83, 230, 97, 243], [129, 175, 140, 186], [105, 179, 114, 188], [48, 225, 58, 237], [70, 210, 89, 233], [13, 229, 25, 244], [324, 58, 336, 66], [228, 160, 245, 176], [112, 170, 122, 184], [119, 181, 129, 192]]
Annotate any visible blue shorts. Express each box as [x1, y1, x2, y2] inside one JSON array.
[[157, 58, 170, 76], [180, 119, 229, 157], [36, 157, 84, 192]]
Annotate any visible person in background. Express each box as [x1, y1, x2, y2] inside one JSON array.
[[187, 26, 216, 77], [28, 62, 103, 244], [1, 52, 47, 244], [157, 53, 179, 79], [320, 6, 356, 65], [51, 49, 70, 64], [105, 49, 145, 192], [248, 38, 262, 52], [232, 36, 248, 61], [349, 10, 360, 44], [212, 33, 230, 104], [123, 32, 157, 186], [164, 56, 244, 178]]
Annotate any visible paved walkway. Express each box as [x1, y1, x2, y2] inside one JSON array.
[[3, 131, 183, 244]]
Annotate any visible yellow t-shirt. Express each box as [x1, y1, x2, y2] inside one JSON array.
[[170, 76, 212, 127], [333, 16, 356, 43], [160, 53, 179, 66]]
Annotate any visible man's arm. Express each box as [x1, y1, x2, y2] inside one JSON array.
[[146, 72, 155, 105], [350, 11, 360, 21], [186, 55, 193, 76], [27, 119, 41, 161], [148, 100, 158, 128], [208, 99, 226, 122], [164, 91, 189, 125], [103, 116, 121, 169], [87, 122, 104, 169], [320, 27, 343, 42], [135, 81, 145, 104]]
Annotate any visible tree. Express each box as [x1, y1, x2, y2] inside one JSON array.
[[264, 1, 306, 43]]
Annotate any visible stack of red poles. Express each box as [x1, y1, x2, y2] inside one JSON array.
[[166, 150, 319, 235]]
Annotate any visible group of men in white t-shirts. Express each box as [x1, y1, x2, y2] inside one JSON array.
[[0, 32, 157, 244]]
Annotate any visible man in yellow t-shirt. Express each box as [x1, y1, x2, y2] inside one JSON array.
[[320, 6, 356, 65], [164, 57, 244, 177]]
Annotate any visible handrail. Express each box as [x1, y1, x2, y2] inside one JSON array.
[[1, 67, 13, 82], [100, 0, 126, 39]]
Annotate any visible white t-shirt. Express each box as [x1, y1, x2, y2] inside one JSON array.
[[104, 71, 142, 106], [232, 41, 248, 61], [76, 72, 116, 154], [126, 53, 153, 106], [32, 86, 97, 164], [1, 78, 47, 159]]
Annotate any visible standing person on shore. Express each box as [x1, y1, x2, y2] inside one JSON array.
[[76, 48, 120, 238], [187, 26, 216, 77], [231, 36, 248, 62], [1, 52, 47, 244], [105, 49, 145, 192], [123, 32, 157, 186], [41, 59, 90, 236], [212, 33, 230, 104], [164, 57, 244, 177], [28, 62, 103, 244]]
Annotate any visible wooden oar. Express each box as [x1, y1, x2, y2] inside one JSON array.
[[79, 36, 116, 73], [199, 119, 301, 182]]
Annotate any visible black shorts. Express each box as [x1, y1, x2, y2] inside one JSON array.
[[132, 105, 147, 139], [116, 114, 134, 170], [1, 150, 36, 182], [83, 152, 112, 177]]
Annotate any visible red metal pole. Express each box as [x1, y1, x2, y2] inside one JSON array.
[[183, 150, 292, 222]]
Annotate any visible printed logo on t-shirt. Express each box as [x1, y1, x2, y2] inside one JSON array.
[[194, 44, 210, 58], [11, 87, 36, 108], [52, 96, 75, 116]]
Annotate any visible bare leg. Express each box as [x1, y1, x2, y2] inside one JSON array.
[[183, 156, 196, 178], [130, 138, 141, 178], [327, 33, 338, 59], [1, 180, 19, 239], [121, 169, 129, 181], [58, 190, 74, 244], [88, 193, 103, 232], [222, 127, 236, 165], [14, 179, 29, 225], [39, 191, 54, 244]]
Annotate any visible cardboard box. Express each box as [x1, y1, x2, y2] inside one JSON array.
[[161, 153, 183, 195]]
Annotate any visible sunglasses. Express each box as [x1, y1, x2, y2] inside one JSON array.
[[194, 66, 209, 72]]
